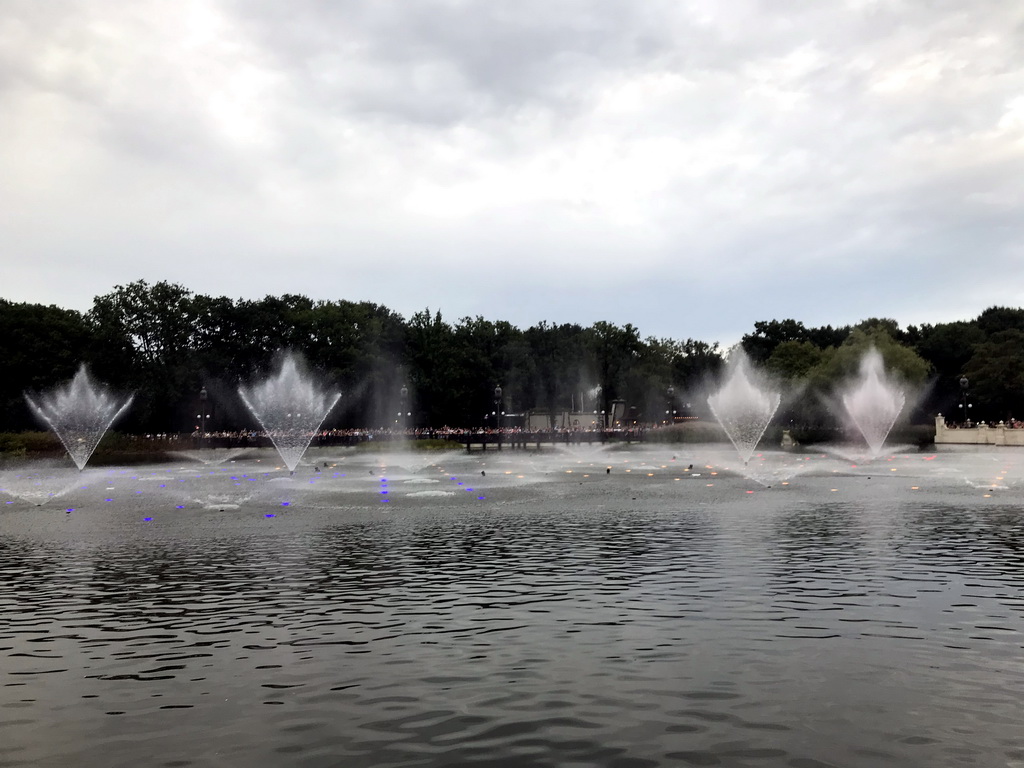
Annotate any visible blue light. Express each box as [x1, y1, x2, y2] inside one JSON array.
[[159, 484, 166, 488], [381, 490, 388, 494], [105, 498, 113, 502], [381, 499, 390, 503], [143, 517, 152, 522], [66, 508, 75, 512], [265, 514, 275, 518], [176, 505, 185, 509], [478, 496, 485, 500], [281, 502, 290, 506]]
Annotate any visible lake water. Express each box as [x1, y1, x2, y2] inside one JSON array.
[[2, 446, 1023, 767]]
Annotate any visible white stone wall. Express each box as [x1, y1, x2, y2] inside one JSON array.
[[934, 415, 1024, 446]]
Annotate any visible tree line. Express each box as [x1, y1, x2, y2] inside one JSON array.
[[2, 280, 1022, 434]]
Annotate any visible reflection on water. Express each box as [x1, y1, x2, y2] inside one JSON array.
[[2, 497, 1023, 768]]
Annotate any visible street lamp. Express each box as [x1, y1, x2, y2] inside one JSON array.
[[493, 385, 503, 429], [198, 386, 208, 449], [666, 385, 675, 425], [959, 376, 972, 426], [399, 385, 409, 430]]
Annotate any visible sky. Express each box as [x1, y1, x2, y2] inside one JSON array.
[[2, 0, 1023, 346]]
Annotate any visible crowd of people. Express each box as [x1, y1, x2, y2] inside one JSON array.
[[945, 418, 1022, 429], [132, 424, 649, 444]]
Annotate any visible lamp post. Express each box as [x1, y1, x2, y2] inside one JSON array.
[[399, 385, 409, 432], [198, 386, 208, 449], [494, 384, 503, 449], [666, 385, 675, 425], [959, 376, 972, 426]]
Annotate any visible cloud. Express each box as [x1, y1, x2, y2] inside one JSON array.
[[1, 0, 1023, 344]]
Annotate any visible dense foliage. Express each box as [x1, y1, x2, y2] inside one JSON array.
[[741, 310, 1024, 425], [2, 280, 1021, 433], [1, 281, 721, 432]]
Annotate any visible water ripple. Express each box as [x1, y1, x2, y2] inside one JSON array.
[[2, 486, 1024, 767]]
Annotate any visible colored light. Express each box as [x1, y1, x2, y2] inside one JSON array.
[[281, 502, 290, 506], [143, 517, 152, 522], [265, 514, 275, 518]]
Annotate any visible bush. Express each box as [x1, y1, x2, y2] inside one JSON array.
[[646, 421, 728, 444], [0, 431, 61, 456]]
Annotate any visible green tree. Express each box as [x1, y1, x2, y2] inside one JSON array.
[[807, 328, 930, 390], [742, 318, 851, 363], [765, 340, 826, 383], [975, 306, 1024, 337], [962, 329, 1024, 421], [587, 321, 642, 406], [0, 300, 96, 430], [89, 280, 203, 430], [523, 322, 590, 426]]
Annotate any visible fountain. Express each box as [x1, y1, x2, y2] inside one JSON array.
[[708, 354, 781, 465], [841, 348, 905, 458], [238, 353, 341, 473], [24, 365, 134, 471]]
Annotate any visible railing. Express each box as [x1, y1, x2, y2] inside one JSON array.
[[125, 429, 648, 451]]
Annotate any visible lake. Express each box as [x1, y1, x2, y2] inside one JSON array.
[[2, 446, 1023, 767]]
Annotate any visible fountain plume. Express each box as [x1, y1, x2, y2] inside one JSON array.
[[840, 348, 905, 458], [239, 353, 340, 473], [24, 365, 134, 471], [707, 353, 780, 465]]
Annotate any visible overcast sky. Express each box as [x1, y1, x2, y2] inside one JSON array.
[[2, 0, 1023, 345]]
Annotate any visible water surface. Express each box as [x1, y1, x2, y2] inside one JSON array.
[[2, 451, 1023, 767]]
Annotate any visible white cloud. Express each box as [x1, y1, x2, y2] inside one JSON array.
[[1, 0, 1023, 343]]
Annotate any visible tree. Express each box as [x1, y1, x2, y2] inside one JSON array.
[[742, 319, 852, 364], [808, 327, 930, 390], [766, 340, 826, 383], [523, 322, 590, 426], [0, 300, 95, 430], [405, 309, 457, 426], [88, 280, 202, 430], [962, 329, 1024, 421], [587, 321, 642, 406], [742, 319, 811, 364], [976, 306, 1024, 337]]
